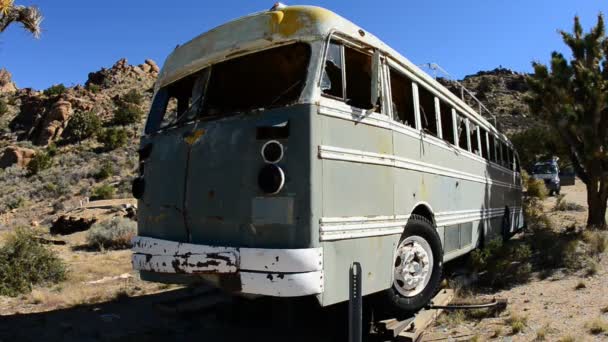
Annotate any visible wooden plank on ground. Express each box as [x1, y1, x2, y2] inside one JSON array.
[[397, 289, 454, 342]]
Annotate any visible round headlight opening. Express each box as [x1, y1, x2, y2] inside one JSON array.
[[258, 164, 285, 195], [261, 140, 284, 164]]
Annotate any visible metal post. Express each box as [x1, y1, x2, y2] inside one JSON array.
[[349, 262, 362, 342]]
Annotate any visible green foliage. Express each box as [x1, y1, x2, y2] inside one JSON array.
[[90, 184, 116, 200], [112, 103, 143, 126], [0, 98, 8, 117], [97, 127, 128, 151], [0, 228, 67, 297], [122, 89, 143, 105], [46, 142, 58, 157], [509, 127, 568, 171], [6, 196, 26, 210], [64, 111, 102, 143], [525, 174, 548, 200], [470, 238, 532, 287], [527, 14, 608, 228], [86, 217, 137, 250], [93, 161, 114, 181], [43, 84, 66, 97], [86, 83, 101, 93], [506, 311, 528, 334], [26, 151, 52, 175]]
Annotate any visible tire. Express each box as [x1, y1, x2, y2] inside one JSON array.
[[378, 214, 443, 317], [548, 190, 554, 196], [556, 187, 561, 195]]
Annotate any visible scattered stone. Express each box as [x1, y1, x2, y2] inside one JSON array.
[[0, 68, 17, 93]]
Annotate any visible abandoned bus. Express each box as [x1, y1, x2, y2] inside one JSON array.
[[131, 4, 524, 313]]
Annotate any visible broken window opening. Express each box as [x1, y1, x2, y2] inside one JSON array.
[[204, 43, 311, 116], [457, 114, 468, 150], [344, 47, 373, 110], [480, 130, 489, 160], [145, 72, 200, 133], [489, 135, 496, 163], [507, 147, 513, 170], [389, 68, 415, 128], [439, 101, 455, 145], [418, 86, 438, 136], [469, 123, 480, 156], [321, 41, 344, 99]]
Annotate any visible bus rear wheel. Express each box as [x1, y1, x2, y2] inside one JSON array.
[[379, 214, 443, 317]]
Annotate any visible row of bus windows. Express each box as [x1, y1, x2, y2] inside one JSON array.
[[321, 40, 521, 173]]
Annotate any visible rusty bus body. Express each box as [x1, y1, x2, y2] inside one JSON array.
[[132, 5, 523, 311]]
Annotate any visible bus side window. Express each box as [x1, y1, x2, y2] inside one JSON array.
[[344, 47, 373, 110], [481, 129, 489, 160], [507, 148, 514, 170], [489, 135, 496, 163], [515, 154, 521, 173], [469, 123, 480, 156], [418, 86, 438, 136], [389, 68, 416, 128], [321, 41, 344, 99], [500, 142, 507, 167], [439, 101, 454, 144], [457, 114, 468, 150]]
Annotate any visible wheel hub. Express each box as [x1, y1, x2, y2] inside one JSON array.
[[393, 236, 433, 297]]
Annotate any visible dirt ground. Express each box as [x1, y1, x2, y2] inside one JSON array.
[[0, 181, 607, 341]]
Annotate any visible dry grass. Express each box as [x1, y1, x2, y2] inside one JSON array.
[[574, 281, 587, 290], [585, 318, 608, 335], [506, 311, 527, 335], [86, 217, 136, 250], [601, 306, 608, 314], [558, 335, 576, 342], [582, 230, 608, 257]]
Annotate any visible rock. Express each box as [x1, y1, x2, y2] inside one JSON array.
[[36, 99, 73, 145], [145, 59, 159, 73], [0, 146, 36, 169], [0, 68, 17, 93], [50, 215, 97, 235]]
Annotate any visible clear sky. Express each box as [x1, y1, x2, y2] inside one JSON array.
[[2, 0, 607, 90]]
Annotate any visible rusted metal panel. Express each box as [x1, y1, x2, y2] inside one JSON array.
[[132, 252, 237, 274], [239, 271, 324, 297]]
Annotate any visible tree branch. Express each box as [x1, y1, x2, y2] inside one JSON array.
[[0, 5, 43, 38]]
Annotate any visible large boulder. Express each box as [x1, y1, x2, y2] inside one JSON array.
[[0, 146, 36, 169], [36, 99, 73, 145], [50, 215, 97, 235]]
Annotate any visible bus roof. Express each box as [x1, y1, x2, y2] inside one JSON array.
[[157, 5, 509, 143]]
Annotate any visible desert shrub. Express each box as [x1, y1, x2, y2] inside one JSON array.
[[46, 142, 58, 157], [554, 194, 585, 212], [470, 238, 532, 287], [506, 311, 528, 334], [43, 84, 66, 97], [112, 103, 143, 126], [585, 318, 608, 335], [582, 230, 608, 257], [0, 98, 8, 116], [27, 151, 53, 175], [93, 161, 114, 181], [122, 89, 143, 105], [526, 177, 548, 200], [6, 196, 26, 210], [90, 184, 115, 200], [86, 217, 137, 250], [64, 111, 102, 142], [0, 228, 67, 296], [87, 83, 101, 93], [97, 127, 128, 151]]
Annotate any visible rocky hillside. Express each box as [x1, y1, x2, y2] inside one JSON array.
[[0, 59, 158, 227], [439, 67, 541, 135]]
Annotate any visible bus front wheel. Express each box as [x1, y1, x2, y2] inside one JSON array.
[[380, 214, 443, 317]]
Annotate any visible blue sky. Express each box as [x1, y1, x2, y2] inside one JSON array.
[[2, 0, 607, 90]]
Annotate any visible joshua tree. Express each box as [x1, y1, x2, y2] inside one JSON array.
[[0, 0, 43, 38], [527, 14, 608, 228]]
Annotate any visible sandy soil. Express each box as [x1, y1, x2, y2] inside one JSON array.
[[0, 181, 607, 341]]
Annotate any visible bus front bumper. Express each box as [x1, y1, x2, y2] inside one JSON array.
[[131, 236, 324, 297]]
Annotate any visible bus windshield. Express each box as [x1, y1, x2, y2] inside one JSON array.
[[533, 164, 557, 174], [146, 42, 311, 133]]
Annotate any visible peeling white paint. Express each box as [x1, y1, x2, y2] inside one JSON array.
[[240, 271, 324, 297]]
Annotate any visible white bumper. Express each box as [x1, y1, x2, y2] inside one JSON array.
[[131, 236, 324, 297]]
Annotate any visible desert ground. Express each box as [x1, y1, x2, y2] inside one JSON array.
[[0, 180, 606, 342]]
